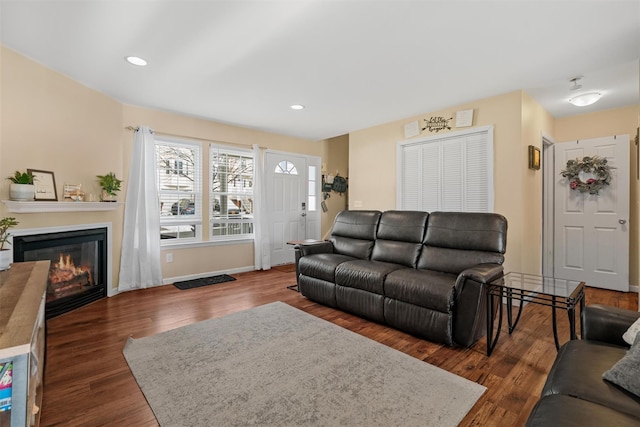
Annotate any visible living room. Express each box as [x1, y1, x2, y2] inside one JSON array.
[[1, 1, 639, 426]]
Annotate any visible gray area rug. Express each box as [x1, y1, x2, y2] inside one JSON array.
[[123, 302, 485, 426]]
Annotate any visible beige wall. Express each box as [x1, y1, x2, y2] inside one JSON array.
[[3, 44, 637, 289], [348, 91, 528, 274], [348, 92, 639, 285], [122, 104, 324, 280], [0, 46, 125, 285], [320, 134, 349, 237], [0, 46, 333, 289], [521, 91, 555, 274], [555, 105, 640, 286]]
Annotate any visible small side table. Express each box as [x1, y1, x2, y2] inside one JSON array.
[[285, 239, 324, 292], [485, 272, 585, 356]]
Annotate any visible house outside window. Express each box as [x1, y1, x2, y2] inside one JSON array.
[[210, 145, 254, 240], [156, 138, 202, 243]]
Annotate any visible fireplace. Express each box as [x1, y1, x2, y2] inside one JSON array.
[[13, 227, 108, 319]]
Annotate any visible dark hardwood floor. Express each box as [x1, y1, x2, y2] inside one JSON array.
[[40, 265, 638, 426]]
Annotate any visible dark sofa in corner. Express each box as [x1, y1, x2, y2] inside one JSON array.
[[526, 304, 640, 426], [295, 210, 508, 347]]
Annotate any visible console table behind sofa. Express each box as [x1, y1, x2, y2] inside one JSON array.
[[296, 210, 508, 347]]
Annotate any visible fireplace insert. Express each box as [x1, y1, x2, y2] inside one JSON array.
[[13, 227, 107, 319]]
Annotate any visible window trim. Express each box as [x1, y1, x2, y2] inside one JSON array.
[[156, 137, 203, 245], [209, 144, 255, 242]]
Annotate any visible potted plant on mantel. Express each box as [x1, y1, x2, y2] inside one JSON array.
[[0, 217, 18, 271], [97, 172, 123, 202], [7, 170, 35, 201]]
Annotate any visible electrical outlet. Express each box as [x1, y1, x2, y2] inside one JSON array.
[[166, 253, 173, 263]]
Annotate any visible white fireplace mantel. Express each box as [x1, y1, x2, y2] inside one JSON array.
[[1, 200, 123, 213]]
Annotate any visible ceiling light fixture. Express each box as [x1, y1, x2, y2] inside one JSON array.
[[125, 56, 148, 66], [290, 104, 305, 110], [569, 92, 602, 107]]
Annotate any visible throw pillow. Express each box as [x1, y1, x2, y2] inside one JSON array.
[[603, 333, 640, 397], [622, 316, 640, 345]]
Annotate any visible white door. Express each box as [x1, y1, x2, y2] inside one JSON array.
[[266, 152, 307, 266], [554, 135, 629, 291]]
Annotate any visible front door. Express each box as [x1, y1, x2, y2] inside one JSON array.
[[553, 135, 629, 291], [266, 152, 307, 266]]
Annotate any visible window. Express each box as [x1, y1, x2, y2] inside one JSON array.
[[397, 125, 494, 212], [308, 165, 317, 212], [156, 139, 202, 243], [210, 145, 254, 240], [275, 160, 297, 175]]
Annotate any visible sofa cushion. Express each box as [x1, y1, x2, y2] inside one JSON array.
[[384, 268, 456, 313], [526, 394, 640, 427], [329, 210, 381, 259], [371, 211, 428, 267], [298, 253, 356, 283], [335, 260, 404, 294], [603, 333, 640, 398], [541, 340, 640, 418], [424, 211, 507, 253]]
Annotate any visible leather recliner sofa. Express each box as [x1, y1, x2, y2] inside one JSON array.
[[526, 304, 640, 426], [296, 210, 508, 347]]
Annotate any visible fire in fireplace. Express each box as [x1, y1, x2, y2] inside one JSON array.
[[13, 227, 108, 319], [48, 252, 94, 302]]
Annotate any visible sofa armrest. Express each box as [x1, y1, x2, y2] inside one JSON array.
[[582, 304, 640, 347], [452, 264, 504, 347], [454, 263, 504, 292], [298, 241, 333, 256]]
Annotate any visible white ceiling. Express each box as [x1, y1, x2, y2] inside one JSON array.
[[1, 0, 638, 141]]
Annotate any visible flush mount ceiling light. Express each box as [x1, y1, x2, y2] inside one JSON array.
[[569, 92, 602, 107], [567, 76, 602, 107], [125, 56, 148, 66], [290, 104, 305, 110]]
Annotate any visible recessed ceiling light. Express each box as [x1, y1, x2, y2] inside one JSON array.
[[125, 56, 148, 67], [290, 104, 305, 110]]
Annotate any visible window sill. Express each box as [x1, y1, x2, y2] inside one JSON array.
[[1, 200, 123, 213], [160, 238, 254, 250]]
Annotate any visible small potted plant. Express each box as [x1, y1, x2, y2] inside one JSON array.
[[7, 170, 35, 201], [0, 217, 18, 270], [97, 172, 123, 202]]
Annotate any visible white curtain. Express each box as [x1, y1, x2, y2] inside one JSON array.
[[253, 144, 271, 270], [118, 126, 162, 291]]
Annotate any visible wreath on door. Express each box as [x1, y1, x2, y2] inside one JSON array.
[[560, 156, 612, 195]]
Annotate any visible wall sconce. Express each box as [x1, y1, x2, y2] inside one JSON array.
[[528, 145, 540, 170]]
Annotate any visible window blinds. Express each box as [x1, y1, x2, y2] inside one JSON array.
[[397, 125, 494, 213]]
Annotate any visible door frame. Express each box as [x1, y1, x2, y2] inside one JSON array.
[[541, 133, 555, 278], [264, 149, 321, 263]]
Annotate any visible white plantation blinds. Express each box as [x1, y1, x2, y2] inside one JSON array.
[[397, 125, 494, 212]]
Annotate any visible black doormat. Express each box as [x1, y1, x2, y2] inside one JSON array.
[[173, 274, 236, 290]]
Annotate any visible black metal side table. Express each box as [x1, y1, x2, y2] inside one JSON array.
[[485, 272, 585, 356]]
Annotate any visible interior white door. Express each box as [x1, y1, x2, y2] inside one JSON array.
[[553, 135, 629, 291], [266, 152, 307, 266]]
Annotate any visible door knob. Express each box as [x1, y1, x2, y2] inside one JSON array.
[[619, 219, 627, 224]]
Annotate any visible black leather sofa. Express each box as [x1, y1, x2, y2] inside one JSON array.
[[526, 304, 640, 426], [296, 210, 508, 347]]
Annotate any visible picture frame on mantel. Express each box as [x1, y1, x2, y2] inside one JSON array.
[[28, 169, 58, 201]]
